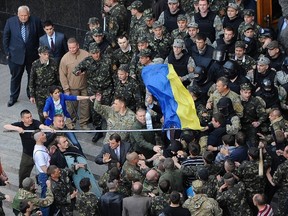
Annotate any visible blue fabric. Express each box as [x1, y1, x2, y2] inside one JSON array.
[[65, 132, 83, 153], [43, 94, 77, 125], [38, 173, 49, 216]]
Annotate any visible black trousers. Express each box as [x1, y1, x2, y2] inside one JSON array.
[[8, 59, 32, 101]]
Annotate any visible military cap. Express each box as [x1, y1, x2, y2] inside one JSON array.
[[192, 180, 203, 193], [168, 0, 179, 3], [177, 14, 187, 21], [187, 22, 198, 28], [244, 24, 254, 32], [137, 36, 149, 43], [139, 48, 152, 57], [127, 0, 143, 10], [87, 17, 99, 24], [240, 82, 253, 90], [22, 177, 35, 190], [235, 41, 246, 49], [243, 9, 255, 17], [223, 172, 234, 180], [38, 46, 50, 54], [266, 40, 279, 49], [143, 8, 153, 20], [258, 56, 270, 65], [227, 3, 239, 10], [118, 64, 130, 72], [89, 42, 100, 53], [173, 39, 184, 48], [91, 28, 103, 36], [152, 21, 163, 29]]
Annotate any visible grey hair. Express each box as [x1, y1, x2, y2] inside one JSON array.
[[18, 5, 30, 13]]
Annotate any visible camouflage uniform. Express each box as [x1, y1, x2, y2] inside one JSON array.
[[75, 192, 100, 216], [114, 76, 143, 111], [74, 47, 114, 128], [241, 93, 268, 146], [50, 169, 76, 216], [180, 0, 195, 16], [272, 160, 288, 216], [183, 194, 223, 216], [112, 48, 134, 77], [171, 29, 189, 40], [105, 3, 127, 48], [202, 175, 218, 199], [216, 181, 252, 216], [236, 157, 271, 203], [207, 89, 244, 117], [129, 15, 146, 51], [210, 0, 228, 18], [93, 100, 136, 143], [149, 35, 173, 60], [29, 57, 59, 123], [158, 169, 184, 192], [12, 188, 54, 212], [142, 179, 159, 196], [120, 161, 146, 196], [150, 193, 170, 216], [83, 31, 94, 52]]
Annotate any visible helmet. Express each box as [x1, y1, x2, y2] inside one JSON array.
[[212, 49, 226, 62], [217, 97, 234, 117], [262, 78, 273, 91], [282, 56, 288, 72], [194, 66, 207, 83], [223, 60, 238, 79]]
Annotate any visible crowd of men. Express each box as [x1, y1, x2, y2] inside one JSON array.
[[1, 0, 288, 215]]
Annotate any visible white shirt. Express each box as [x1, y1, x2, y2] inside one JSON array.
[[33, 145, 50, 173]]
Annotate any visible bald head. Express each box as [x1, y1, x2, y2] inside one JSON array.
[[146, 169, 159, 182], [126, 152, 139, 164], [132, 181, 143, 195]]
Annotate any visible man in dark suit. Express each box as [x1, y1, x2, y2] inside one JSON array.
[[3, 5, 44, 107], [39, 20, 68, 64], [95, 133, 131, 169]]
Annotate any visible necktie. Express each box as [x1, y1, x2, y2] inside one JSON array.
[[115, 148, 120, 161], [50, 38, 55, 51], [21, 23, 26, 42]]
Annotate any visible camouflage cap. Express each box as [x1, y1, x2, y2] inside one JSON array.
[[168, 0, 179, 3], [91, 28, 104, 36], [177, 14, 187, 21], [143, 8, 153, 20], [139, 48, 152, 57], [258, 56, 270, 65], [38, 46, 50, 53], [89, 42, 100, 53], [243, 9, 255, 17], [192, 180, 203, 193], [266, 40, 279, 49], [244, 24, 254, 32], [235, 40, 246, 49], [87, 17, 99, 24], [240, 82, 253, 90], [127, 0, 143, 10], [187, 22, 198, 28], [152, 21, 163, 29], [137, 36, 149, 43], [22, 177, 35, 190], [227, 3, 239, 10], [173, 38, 184, 48], [118, 64, 130, 72]]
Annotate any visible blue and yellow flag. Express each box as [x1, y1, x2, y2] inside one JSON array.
[[142, 64, 202, 130]]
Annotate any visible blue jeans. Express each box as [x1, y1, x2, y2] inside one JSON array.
[[65, 132, 83, 153], [38, 173, 49, 216]]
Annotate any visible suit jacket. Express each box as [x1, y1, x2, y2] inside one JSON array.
[[122, 194, 151, 216], [95, 141, 131, 168], [39, 31, 68, 63], [277, 16, 285, 38], [3, 15, 44, 65], [99, 191, 123, 216]]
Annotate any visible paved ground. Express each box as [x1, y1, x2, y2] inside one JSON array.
[[0, 64, 107, 215]]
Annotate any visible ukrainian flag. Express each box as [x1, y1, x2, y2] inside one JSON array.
[[142, 64, 202, 130]]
